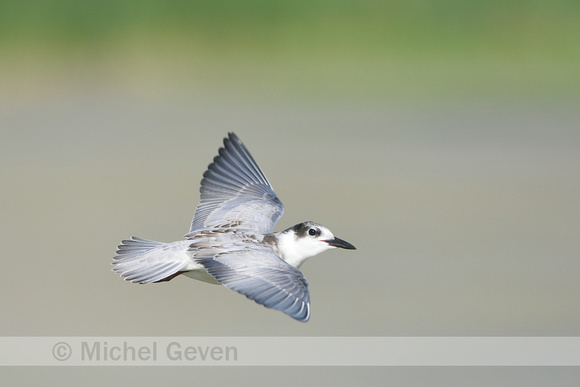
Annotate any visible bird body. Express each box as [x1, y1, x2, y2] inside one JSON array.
[[113, 133, 355, 321]]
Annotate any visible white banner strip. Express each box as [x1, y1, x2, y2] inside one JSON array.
[[1, 337, 579, 366]]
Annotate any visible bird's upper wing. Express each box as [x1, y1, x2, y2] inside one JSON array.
[[187, 133, 284, 236], [192, 238, 310, 322]]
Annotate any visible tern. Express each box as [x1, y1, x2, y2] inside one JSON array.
[[112, 133, 356, 321]]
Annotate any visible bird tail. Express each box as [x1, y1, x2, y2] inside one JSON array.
[[112, 237, 186, 283]]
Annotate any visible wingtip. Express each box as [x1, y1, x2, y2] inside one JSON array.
[[222, 132, 241, 150], [294, 303, 311, 322], [226, 132, 240, 143]]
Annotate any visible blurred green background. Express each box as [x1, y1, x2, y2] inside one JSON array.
[[1, 0, 579, 101], [2, 1, 580, 386]]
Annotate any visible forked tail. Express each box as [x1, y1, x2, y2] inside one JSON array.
[[112, 237, 188, 283]]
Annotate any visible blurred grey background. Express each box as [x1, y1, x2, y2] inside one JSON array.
[[2, 1, 579, 385]]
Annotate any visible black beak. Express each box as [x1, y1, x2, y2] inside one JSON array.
[[326, 237, 356, 250]]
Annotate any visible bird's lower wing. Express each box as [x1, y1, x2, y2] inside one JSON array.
[[195, 248, 311, 322]]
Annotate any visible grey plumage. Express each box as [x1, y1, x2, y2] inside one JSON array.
[[188, 133, 283, 235], [113, 133, 355, 322]]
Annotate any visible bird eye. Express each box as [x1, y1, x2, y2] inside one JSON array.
[[308, 228, 317, 236]]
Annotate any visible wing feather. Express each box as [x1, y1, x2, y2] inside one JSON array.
[[195, 246, 311, 322], [188, 133, 284, 235]]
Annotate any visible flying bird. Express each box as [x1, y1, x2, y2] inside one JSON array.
[[112, 133, 356, 321]]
